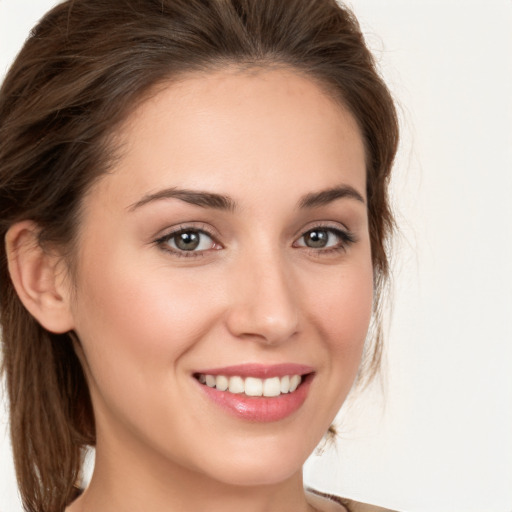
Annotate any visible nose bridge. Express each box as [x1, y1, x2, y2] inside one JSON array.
[[226, 242, 299, 344]]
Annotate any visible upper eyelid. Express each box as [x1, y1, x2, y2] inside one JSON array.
[[293, 220, 352, 239], [154, 225, 219, 248], [155, 223, 218, 240], [295, 226, 355, 242]]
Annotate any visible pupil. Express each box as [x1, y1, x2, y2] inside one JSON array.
[[306, 230, 328, 248], [176, 231, 200, 250]]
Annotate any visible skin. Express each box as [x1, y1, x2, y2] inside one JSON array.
[[10, 68, 372, 512]]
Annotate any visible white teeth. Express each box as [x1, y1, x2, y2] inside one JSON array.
[[216, 375, 229, 391], [280, 375, 290, 394], [245, 377, 263, 396], [228, 376, 244, 394], [289, 375, 301, 392], [263, 377, 281, 397], [198, 373, 303, 396]]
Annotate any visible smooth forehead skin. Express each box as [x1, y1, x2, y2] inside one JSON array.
[[89, 68, 367, 216]]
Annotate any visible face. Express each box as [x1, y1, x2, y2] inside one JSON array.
[[68, 68, 373, 487]]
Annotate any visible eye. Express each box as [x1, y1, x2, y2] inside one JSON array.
[[157, 228, 218, 254], [294, 227, 355, 251]]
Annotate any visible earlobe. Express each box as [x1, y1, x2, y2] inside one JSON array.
[[5, 221, 75, 333]]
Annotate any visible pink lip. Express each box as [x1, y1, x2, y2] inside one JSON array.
[[194, 363, 314, 378], [194, 364, 315, 422]]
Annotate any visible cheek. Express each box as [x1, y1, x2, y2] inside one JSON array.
[[70, 247, 220, 383], [307, 259, 373, 365]]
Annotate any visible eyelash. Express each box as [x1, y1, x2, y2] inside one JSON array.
[[294, 225, 357, 256], [154, 225, 219, 258], [154, 224, 357, 258]]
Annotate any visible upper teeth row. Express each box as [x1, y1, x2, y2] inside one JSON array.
[[198, 374, 302, 397]]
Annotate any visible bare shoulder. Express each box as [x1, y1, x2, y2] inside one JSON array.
[[306, 489, 399, 512]]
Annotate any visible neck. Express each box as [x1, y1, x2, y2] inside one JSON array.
[[69, 433, 313, 512]]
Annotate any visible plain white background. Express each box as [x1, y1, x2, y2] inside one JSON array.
[[1, 1, 511, 511]]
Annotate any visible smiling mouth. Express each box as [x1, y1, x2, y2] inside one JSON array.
[[194, 365, 314, 421], [195, 373, 303, 397]]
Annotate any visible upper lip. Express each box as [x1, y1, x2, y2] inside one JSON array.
[[194, 363, 314, 379]]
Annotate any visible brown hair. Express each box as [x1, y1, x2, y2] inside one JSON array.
[[0, 1, 398, 510]]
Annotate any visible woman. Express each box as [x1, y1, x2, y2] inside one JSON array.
[[0, 1, 398, 511]]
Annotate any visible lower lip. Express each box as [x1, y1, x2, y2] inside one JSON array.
[[196, 375, 313, 422]]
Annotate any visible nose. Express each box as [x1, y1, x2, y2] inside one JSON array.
[[225, 249, 300, 345]]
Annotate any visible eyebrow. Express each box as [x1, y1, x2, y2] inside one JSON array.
[[298, 185, 365, 209], [128, 188, 236, 212], [128, 184, 365, 212]]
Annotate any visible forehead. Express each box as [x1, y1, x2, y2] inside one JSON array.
[[91, 68, 366, 211]]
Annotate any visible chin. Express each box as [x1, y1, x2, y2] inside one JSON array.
[[186, 432, 314, 488]]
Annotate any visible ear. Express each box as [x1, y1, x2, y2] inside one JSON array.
[[5, 221, 75, 333]]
